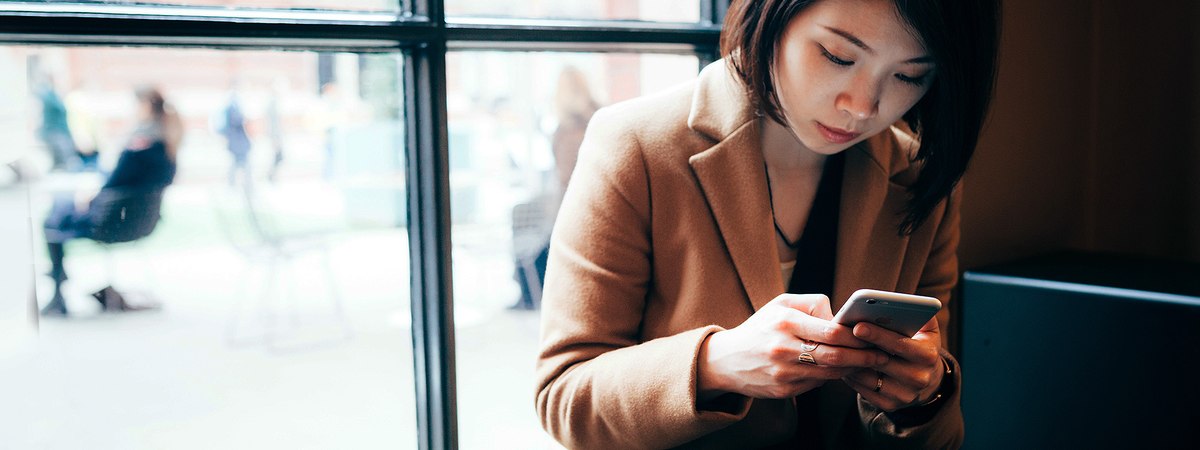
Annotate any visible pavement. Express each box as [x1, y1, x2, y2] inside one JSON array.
[[0, 179, 563, 450]]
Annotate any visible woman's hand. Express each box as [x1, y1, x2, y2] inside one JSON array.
[[698, 294, 891, 400], [841, 317, 946, 412]]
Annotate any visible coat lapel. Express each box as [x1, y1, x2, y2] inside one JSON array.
[[686, 60, 784, 312], [685, 61, 916, 314], [689, 121, 783, 312]]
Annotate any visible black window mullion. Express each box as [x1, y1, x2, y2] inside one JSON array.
[[699, 0, 728, 66], [716, 0, 729, 25], [0, 8, 433, 49], [701, 0, 728, 26], [404, 43, 457, 450], [412, 0, 443, 25], [405, 0, 455, 447]]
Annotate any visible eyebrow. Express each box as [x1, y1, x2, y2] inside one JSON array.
[[825, 26, 870, 51], [824, 26, 935, 65]]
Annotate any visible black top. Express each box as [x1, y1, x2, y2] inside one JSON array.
[[786, 152, 845, 297], [103, 139, 176, 190], [782, 152, 844, 447]]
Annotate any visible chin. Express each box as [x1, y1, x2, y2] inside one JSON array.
[[801, 136, 858, 156]]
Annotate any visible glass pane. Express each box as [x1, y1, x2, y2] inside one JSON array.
[[15, 0, 398, 13], [0, 46, 415, 449], [448, 51, 700, 449], [447, 0, 700, 22]]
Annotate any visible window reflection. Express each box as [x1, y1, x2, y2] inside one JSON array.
[[0, 46, 414, 449], [447, 0, 701, 22], [448, 51, 699, 449], [21, 0, 398, 12]]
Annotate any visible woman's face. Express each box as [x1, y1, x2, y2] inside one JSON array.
[[772, 0, 933, 155], [137, 97, 154, 121]]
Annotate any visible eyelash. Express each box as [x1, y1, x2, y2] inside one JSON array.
[[819, 45, 929, 88], [819, 46, 853, 66], [895, 74, 927, 87]]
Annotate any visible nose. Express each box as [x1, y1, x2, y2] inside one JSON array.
[[835, 76, 880, 121]]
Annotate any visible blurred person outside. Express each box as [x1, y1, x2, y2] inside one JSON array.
[[314, 81, 350, 180], [510, 66, 600, 311], [40, 86, 183, 316], [34, 74, 80, 172], [266, 77, 288, 183], [65, 80, 102, 172], [550, 66, 601, 194], [216, 82, 252, 187]]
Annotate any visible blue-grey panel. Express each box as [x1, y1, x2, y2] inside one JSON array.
[[960, 254, 1200, 449]]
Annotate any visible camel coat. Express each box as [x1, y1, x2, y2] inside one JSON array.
[[535, 60, 965, 449]]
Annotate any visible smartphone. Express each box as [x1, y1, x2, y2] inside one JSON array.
[[832, 289, 942, 337]]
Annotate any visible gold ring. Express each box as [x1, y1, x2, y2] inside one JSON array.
[[798, 352, 818, 365], [874, 374, 883, 393]]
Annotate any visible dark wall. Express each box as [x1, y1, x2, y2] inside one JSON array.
[[1086, 2, 1198, 259], [961, 0, 1200, 269], [961, 0, 1092, 270]]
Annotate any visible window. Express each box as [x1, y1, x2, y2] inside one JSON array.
[[0, 1, 724, 449], [2, 44, 414, 449]]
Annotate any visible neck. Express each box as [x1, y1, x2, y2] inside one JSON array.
[[760, 117, 826, 172]]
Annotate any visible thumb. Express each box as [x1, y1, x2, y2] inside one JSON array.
[[771, 293, 831, 318], [810, 294, 834, 320], [912, 316, 942, 343]]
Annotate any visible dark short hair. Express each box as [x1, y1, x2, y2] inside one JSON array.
[[135, 84, 167, 119], [721, 0, 1001, 235]]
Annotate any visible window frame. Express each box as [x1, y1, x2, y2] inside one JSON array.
[[0, 1, 727, 448]]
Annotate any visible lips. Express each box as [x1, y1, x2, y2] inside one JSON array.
[[815, 121, 862, 144]]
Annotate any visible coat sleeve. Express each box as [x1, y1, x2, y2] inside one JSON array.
[[534, 108, 751, 450], [855, 184, 966, 449]]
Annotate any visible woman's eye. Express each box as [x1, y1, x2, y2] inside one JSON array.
[[819, 47, 853, 66], [895, 73, 928, 87]]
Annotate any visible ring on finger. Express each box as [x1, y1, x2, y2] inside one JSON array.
[[874, 373, 884, 393], [798, 351, 818, 365], [800, 339, 820, 352], [797, 340, 820, 365]]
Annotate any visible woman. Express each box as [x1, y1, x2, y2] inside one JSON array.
[[551, 65, 602, 194], [41, 86, 183, 316], [535, 0, 998, 448], [511, 66, 604, 311]]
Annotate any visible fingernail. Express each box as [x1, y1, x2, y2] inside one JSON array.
[[855, 324, 870, 338]]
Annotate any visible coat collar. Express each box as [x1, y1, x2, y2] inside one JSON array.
[[686, 60, 916, 312]]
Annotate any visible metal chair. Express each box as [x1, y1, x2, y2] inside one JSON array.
[[90, 187, 166, 311], [511, 194, 553, 310], [212, 183, 350, 352], [88, 187, 165, 245]]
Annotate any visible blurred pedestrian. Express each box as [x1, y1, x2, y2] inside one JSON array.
[[218, 82, 252, 187], [34, 74, 80, 172]]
